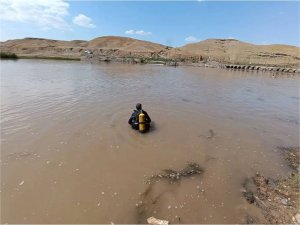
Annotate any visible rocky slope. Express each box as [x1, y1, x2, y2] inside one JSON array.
[[0, 36, 299, 68]]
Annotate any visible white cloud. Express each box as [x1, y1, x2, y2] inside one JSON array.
[[125, 29, 135, 34], [125, 29, 152, 36], [185, 36, 199, 42], [135, 30, 152, 36], [72, 14, 96, 28], [0, 0, 71, 30]]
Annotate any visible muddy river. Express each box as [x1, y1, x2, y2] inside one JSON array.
[[1, 59, 299, 223]]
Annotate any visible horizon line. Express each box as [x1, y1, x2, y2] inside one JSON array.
[[1, 35, 300, 48]]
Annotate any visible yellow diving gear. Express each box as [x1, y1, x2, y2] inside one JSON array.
[[139, 112, 145, 132]]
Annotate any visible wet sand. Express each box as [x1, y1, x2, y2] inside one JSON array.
[[1, 60, 299, 223]]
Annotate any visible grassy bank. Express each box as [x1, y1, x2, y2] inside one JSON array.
[[19, 55, 80, 61], [0, 52, 18, 59]]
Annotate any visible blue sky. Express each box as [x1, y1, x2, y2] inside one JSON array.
[[0, 1, 299, 47]]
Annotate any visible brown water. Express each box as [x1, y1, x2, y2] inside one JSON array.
[[1, 59, 299, 223]]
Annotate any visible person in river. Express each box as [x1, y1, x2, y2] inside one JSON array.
[[128, 103, 151, 132]]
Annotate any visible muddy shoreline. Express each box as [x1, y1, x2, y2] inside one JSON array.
[[138, 146, 300, 224], [241, 147, 300, 224], [82, 55, 300, 74], [2, 54, 299, 75]]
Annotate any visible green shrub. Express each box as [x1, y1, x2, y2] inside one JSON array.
[[0, 52, 18, 59]]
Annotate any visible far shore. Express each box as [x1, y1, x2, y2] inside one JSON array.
[[1, 36, 299, 74], [2, 52, 299, 75], [19, 55, 81, 61]]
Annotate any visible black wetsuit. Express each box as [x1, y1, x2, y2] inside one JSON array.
[[128, 109, 151, 131]]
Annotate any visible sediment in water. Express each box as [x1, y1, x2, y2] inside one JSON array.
[[241, 146, 300, 224], [136, 163, 204, 223]]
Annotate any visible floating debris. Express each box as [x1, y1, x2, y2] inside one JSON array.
[[293, 213, 300, 223], [278, 146, 300, 170], [137, 163, 204, 222], [147, 216, 169, 225], [198, 129, 216, 139], [19, 180, 25, 186], [147, 162, 203, 184], [242, 172, 300, 224], [207, 129, 215, 139], [281, 198, 288, 205]]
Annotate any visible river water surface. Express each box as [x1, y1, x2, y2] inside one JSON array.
[[1, 60, 299, 223]]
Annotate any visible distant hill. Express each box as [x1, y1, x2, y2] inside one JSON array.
[[0, 36, 299, 67], [86, 36, 166, 52], [0, 36, 167, 58], [180, 39, 300, 67]]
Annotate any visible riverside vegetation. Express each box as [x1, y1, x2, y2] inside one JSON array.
[[0, 52, 18, 59]]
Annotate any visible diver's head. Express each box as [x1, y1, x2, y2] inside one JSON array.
[[136, 103, 142, 110]]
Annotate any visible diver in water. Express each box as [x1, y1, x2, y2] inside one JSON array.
[[128, 103, 151, 132]]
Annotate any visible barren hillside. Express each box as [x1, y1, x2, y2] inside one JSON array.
[[180, 39, 300, 67], [0, 36, 167, 59], [1, 36, 299, 67], [86, 36, 166, 52]]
